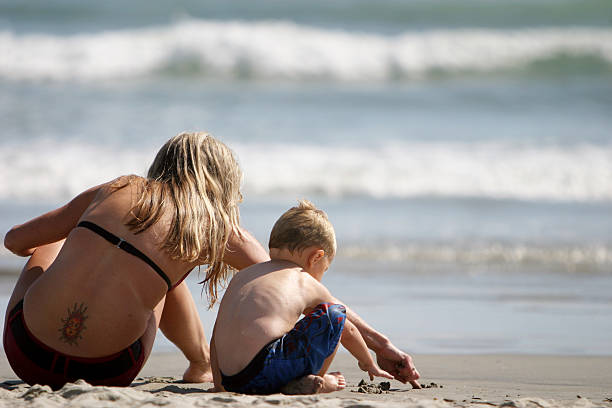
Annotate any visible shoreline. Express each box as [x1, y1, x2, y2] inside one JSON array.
[[1, 352, 611, 407]]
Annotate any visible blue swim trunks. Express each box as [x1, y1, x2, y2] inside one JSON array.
[[221, 303, 346, 395]]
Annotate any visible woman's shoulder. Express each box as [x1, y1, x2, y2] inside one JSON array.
[[88, 175, 146, 203], [108, 174, 145, 189]]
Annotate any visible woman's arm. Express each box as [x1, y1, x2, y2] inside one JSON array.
[[223, 227, 270, 270], [4, 183, 106, 256]]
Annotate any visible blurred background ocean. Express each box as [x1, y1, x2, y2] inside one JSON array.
[[1, 0, 611, 355]]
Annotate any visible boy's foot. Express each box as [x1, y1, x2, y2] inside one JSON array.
[[319, 372, 346, 393], [183, 361, 213, 383], [281, 375, 324, 394]]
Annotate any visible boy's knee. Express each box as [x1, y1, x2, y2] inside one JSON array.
[[300, 303, 346, 341], [327, 303, 346, 320], [325, 304, 346, 336]]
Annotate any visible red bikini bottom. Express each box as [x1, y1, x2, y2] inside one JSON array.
[[3, 300, 145, 390]]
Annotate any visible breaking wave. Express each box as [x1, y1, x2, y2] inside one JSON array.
[[1, 139, 611, 203], [340, 242, 612, 273], [1, 21, 611, 82]]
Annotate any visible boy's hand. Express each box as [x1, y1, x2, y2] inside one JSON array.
[[376, 343, 421, 388], [358, 361, 394, 381]]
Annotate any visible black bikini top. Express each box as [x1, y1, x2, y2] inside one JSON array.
[[76, 220, 172, 291]]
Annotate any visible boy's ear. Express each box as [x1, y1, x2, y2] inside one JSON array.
[[307, 249, 325, 268]]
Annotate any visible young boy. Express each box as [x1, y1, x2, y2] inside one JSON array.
[[210, 200, 393, 394]]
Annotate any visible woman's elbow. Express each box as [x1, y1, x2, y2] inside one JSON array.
[[4, 227, 33, 257], [4, 228, 17, 251]]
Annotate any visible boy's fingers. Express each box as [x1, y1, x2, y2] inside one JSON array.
[[409, 380, 422, 389], [371, 367, 394, 380], [381, 370, 394, 379]]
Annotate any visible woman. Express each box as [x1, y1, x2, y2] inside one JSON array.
[[3, 132, 269, 390]]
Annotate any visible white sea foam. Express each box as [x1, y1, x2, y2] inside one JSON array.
[[0, 140, 153, 202], [236, 141, 612, 203], [0, 21, 611, 81], [1, 139, 611, 203], [340, 243, 612, 273]]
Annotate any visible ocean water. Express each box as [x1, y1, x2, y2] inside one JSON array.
[[1, 0, 611, 356]]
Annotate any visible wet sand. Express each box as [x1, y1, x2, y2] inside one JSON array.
[[1, 352, 610, 407]]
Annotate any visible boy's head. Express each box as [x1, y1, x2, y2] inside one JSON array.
[[269, 200, 336, 275]]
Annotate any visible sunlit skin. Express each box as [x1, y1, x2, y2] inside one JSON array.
[[4, 178, 270, 384], [5, 180, 420, 389], [210, 245, 394, 394]]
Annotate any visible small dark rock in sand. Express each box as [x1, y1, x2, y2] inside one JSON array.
[[354, 380, 391, 394], [354, 379, 444, 393], [141, 376, 179, 384], [421, 382, 442, 389]]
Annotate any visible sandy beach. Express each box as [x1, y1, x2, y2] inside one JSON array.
[[1, 2, 612, 408], [1, 351, 610, 407]]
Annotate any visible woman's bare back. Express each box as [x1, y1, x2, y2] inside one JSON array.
[[22, 179, 197, 357]]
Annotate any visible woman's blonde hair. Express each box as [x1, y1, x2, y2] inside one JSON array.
[[114, 132, 242, 305]]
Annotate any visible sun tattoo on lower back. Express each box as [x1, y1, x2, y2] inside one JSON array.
[[58, 303, 89, 346]]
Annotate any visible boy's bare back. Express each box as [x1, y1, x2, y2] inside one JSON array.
[[211, 200, 393, 395], [213, 259, 332, 376]]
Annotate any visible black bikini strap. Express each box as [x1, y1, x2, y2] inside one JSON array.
[[77, 221, 172, 291]]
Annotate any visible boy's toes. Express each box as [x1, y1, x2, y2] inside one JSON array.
[[331, 372, 345, 382], [334, 373, 346, 390], [321, 372, 345, 392]]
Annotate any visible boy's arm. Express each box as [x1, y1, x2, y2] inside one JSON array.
[[330, 295, 421, 388], [304, 277, 392, 381], [341, 319, 393, 380]]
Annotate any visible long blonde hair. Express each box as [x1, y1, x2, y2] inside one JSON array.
[[115, 132, 242, 305]]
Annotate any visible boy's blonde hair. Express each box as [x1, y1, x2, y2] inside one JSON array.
[[113, 132, 242, 305], [269, 200, 336, 259]]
